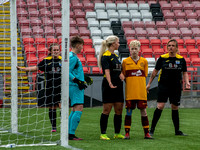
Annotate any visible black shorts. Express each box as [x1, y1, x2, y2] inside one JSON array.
[[157, 83, 182, 106], [38, 87, 61, 107], [102, 78, 124, 103]]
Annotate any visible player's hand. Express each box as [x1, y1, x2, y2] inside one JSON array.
[[73, 78, 87, 90], [109, 82, 117, 88], [185, 82, 191, 90], [16, 66, 22, 70], [119, 73, 125, 81], [84, 75, 93, 85], [146, 84, 150, 93]]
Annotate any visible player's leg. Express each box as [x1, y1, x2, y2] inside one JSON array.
[[49, 105, 57, 132], [170, 95, 187, 136], [69, 86, 84, 140], [150, 102, 165, 136], [124, 100, 135, 139], [150, 85, 168, 136], [113, 102, 124, 139], [100, 103, 113, 140], [138, 101, 153, 139], [69, 104, 83, 140]]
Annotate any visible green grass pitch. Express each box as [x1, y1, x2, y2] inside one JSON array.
[[0, 107, 199, 150]]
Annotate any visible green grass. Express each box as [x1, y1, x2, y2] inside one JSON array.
[[0, 107, 200, 150]]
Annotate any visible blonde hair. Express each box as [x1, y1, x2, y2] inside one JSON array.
[[98, 35, 119, 67], [129, 40, 141, 50]]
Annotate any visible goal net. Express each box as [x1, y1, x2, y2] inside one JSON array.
[[0, 0, 69, 148]]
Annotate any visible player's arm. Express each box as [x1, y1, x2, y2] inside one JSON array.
[[146, 69, 159, 93], [17, 66, 38, 72], [105, 69, 117, 88], [183, 72, 190, 89]]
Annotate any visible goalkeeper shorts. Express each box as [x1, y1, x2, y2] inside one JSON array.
[[69, 85, 84, 107]]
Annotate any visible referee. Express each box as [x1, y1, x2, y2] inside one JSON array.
[[146, 39, 190, 136]]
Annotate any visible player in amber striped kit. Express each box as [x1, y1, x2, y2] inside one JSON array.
[[122, 40, 153, 139]]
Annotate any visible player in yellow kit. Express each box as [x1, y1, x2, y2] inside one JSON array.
[[122, 40, 153, 139]]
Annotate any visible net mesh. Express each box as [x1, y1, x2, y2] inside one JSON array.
[[0, 0, 63, 146]]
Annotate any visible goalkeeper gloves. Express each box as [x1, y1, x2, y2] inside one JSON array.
[[84, 75, 93, 85], [73, 78, 87, 90]]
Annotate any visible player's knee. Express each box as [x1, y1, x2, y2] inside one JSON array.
[[157, 103, 165, 110], [171, 104, 178, 110], [140, 109, 147, 116]]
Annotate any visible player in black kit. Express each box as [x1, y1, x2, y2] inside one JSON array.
[[146, 39, 190, 136]]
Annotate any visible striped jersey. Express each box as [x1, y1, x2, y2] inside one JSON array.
[[122, 57, 148, 101]]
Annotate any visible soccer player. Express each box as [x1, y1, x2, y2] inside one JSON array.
[[69, 36, 87, 140], [146, 39, 191, 136], [17, 43, 61, 132], [99, 35, 125, 140], [122, 40, 153, 139]]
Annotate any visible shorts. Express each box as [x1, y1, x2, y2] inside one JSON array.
[[125, 100, 147, 109], [69, 85, 84, 107], [157, 83, 182, 106], [102, 78, 124, 103]]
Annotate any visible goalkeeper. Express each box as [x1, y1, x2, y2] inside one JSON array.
[[17, 43, 61, 133], [69, 36, 93, 140]]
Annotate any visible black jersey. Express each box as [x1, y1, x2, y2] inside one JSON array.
[[101, 50, 122, 85], [38, 56, 62, 86], [155, 53, 187, 86]]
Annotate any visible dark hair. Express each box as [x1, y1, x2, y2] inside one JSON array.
[[48, 43, 59, 56], [70, 36, 84, 48]]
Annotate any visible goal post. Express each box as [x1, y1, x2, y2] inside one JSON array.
[[0, 0, 70, 148]]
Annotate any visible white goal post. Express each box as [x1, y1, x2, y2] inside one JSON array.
[[0, 0, 70, 148]]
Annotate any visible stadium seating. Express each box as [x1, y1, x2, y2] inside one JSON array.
[[17, 0, 200, 77]]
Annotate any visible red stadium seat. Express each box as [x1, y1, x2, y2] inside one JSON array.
[[83, 2, 94, 11], [147, 30, 159, 40], [26, 57, 38, 67], [188, 49, 199, 59], [197, 39, 200, 51], [83, 67, 89, 74], [150, 39, 161, 51], [21, 27, 32, 36], [180, 29, 193, 39], [156, 21, 167, 29], [185, 39, 196, 50], [167, 21, 178, 29], [49, 2, 61, 9], [191, 58, 200, 67], [178, 21, 190, 29], [154, 48, 165, 59], [124, 29, 136, 38], [169, 28, 181, 39], [23, 38, 34, 46], [92, 67, 100, 74], [28, 8, 39, 17], [175, 11, 186, 20], [142, 48, 153, 58], [122, 21, 133, 29], [178, 48, 188, 58], [139, 39, 150, 51], [42, 18, 54, 27], [133, 21, 145, 29], [46, 38, 58, 47], [35, 38, 46, 45], [84, 39, 93, 46], [84, 48, 95, 58], [184, 57, 191, 66], [51, 9, 62, 18], [30, 18, 42, 26], [87, 57, 98, 66], [176, 39, 185, 49], [38, 2, 49, 9], [158, 29, 170, 39], [145, 21, 155, 29], [136, 29, 147, 39], [79, 57, 86, 66], [161, 39, 170, 52]]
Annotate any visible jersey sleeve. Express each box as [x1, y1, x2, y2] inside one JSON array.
[[69, 55, 78, 81], [182, 58, 187, 72], [144, 59, 148, 77], [155, 56, 162, 71], [37, 59, 45, 71], [101, 56, 110, 70]]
